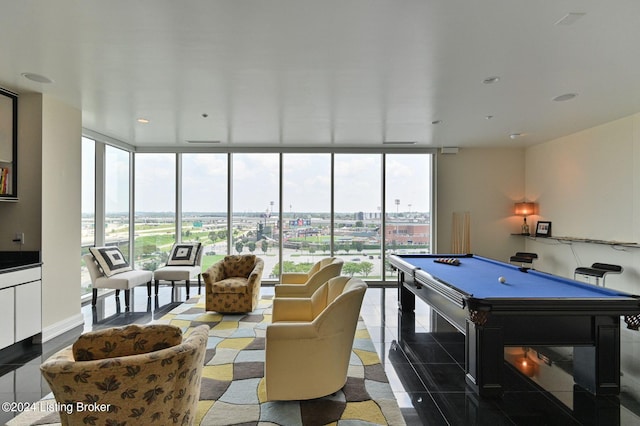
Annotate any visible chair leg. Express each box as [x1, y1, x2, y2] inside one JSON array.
[[124, 289, 130, 308], [186, 280, 190, 298], [155, 279, 160, 295], [147, 281, 152, 297], [92, 289, 98, 306], [198, 274, 202, 294]]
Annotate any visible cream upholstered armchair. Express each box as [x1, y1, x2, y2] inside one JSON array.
[[204, 254, 264, 313], [274, 257, 344, 298], [40, 324, 208, 426], [265, 276, 368, 401]]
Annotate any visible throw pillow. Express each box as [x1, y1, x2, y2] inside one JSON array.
[[89, 246, 133, 277], [166, 242, 202, 266]]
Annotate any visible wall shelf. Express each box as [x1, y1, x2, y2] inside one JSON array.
[[512, 233, 638, 248]]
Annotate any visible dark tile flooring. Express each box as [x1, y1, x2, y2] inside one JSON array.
[[362, 288, 640, 426], [1, 285, 640, 425]]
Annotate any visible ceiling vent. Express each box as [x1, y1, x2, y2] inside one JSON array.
[[382, 141, 416, 145], [185, 140, 221, 144], [440, 147, 459, 155]]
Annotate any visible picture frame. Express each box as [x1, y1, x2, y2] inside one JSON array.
[[535, 221, 552, 237]]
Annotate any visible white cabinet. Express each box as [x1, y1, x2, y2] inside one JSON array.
[[0, 287, 15, 349], [0, 265, 41, 350], [15, 280, 41, 341]]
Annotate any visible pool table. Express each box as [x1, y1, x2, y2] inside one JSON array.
[[389, 253, 640, 397]]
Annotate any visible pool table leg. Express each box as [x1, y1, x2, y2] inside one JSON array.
[[398, 272, 415, 312], [465, 319, 504, 397], [573, 316, 621, 395]]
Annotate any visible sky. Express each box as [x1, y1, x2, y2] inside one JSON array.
[[82, 137, 431, 215]]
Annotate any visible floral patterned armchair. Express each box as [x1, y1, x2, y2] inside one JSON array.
[[40, 324, 208, 426], [203, 254, 265, 313]]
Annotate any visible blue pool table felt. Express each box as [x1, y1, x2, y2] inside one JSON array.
[[409, 255, 631, 299]]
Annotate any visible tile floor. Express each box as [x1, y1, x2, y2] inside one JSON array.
[[1, 285, 640, 425], [361, 287, 640, 425]]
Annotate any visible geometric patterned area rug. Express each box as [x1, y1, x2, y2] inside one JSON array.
[[8, 295, 406, 426]]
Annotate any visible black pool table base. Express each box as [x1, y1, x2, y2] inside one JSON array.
[[399, 279, 627, 398]]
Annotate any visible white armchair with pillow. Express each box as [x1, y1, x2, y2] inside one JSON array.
[[85, 246, 153, 308], [153, 242, 203, 299]]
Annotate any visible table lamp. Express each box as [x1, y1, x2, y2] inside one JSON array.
[[514, 202, 536, 235], [517, 348, 537, 377]]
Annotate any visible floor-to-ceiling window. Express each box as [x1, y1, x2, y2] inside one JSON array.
[[105, 146, 131, 258], [181, 153, 228, 272], [80, 137, 95, 296], [333, 154, 383, 279], [384, 153, 432, 279], [281, 153, 332, 278], [82, 141, 434, 290], [232, 153, 279, 280], [134, 153, 176, 270]]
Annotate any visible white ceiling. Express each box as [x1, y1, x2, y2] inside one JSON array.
[[1, 0, 640, 149]]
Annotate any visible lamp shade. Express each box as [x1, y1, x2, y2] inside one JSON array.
[[514, 202, 536, 216]]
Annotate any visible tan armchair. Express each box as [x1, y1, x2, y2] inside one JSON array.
[[203, 254, 264, 313], [274, 257, 344, 298], [40, 324, 209, 426], [265, 276, 368, 401]]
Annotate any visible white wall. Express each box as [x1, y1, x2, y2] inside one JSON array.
[[40, 95, 82, 338], [0, 93, 82, 342], [436, 147, 526, 261], [525, 114, 640, 293], [524, 112, 640, 386]]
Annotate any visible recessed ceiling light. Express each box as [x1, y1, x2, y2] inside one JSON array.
[[553, 93, 578, 102], [21, 72, 54, 84], [509, 133, 524, 140], [137, 118, 150, 124], [431, 120, 442, 125], [485, 115, 494, 120], [482, 76, 500, 84]]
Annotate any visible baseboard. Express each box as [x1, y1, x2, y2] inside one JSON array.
[[35, 313, 85, 343]]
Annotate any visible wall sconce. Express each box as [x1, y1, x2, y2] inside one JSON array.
[[514, 202, 537, 235]]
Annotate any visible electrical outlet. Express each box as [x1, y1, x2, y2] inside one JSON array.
[[13, 232, 24, 245]]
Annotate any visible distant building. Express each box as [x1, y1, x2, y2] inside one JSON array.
[[385, 223, 430, 244], [363, 212, 381, 220]]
